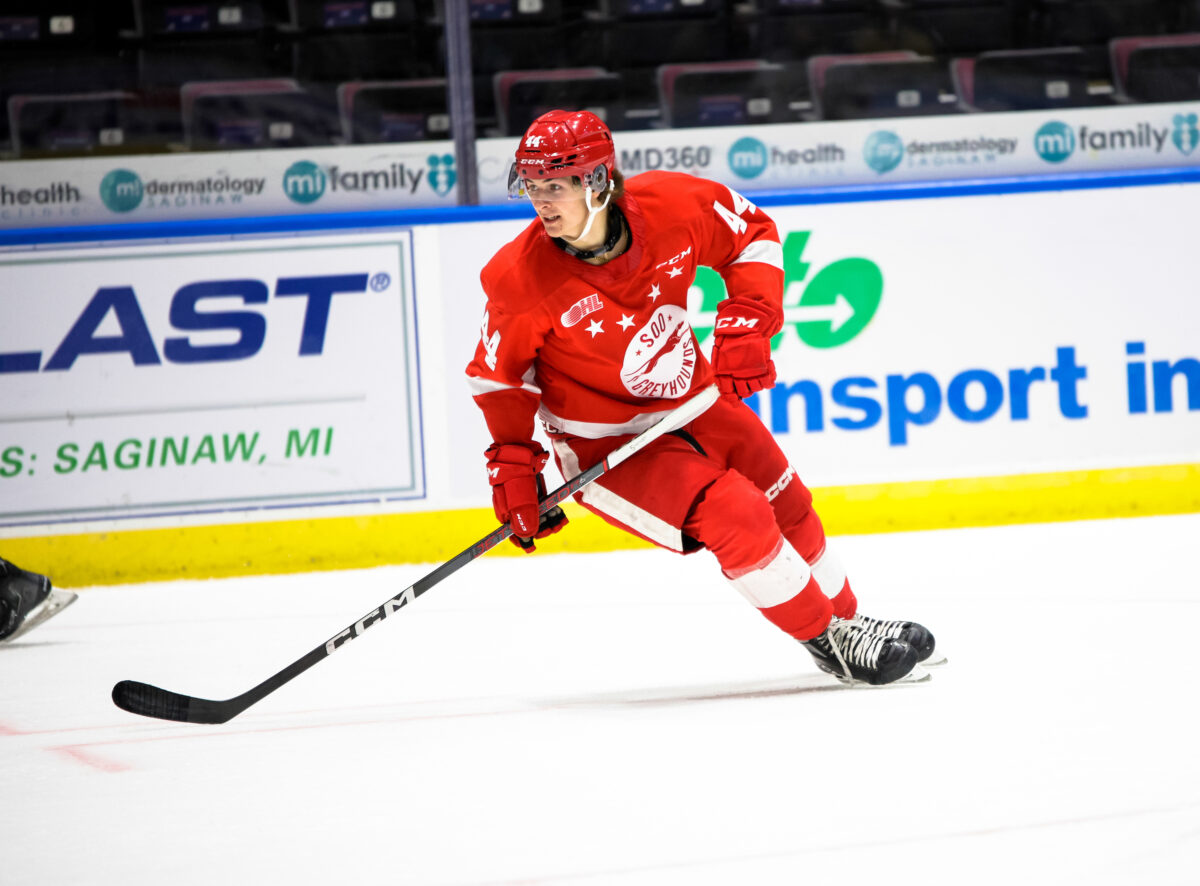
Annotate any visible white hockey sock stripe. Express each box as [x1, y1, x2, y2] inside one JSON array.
[[811, 546, 848, 599]]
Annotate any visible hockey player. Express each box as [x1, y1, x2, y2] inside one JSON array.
[[0, 556, 76, 644], [466, 109, 936, 686]]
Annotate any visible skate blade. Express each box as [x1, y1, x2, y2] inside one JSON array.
[[922, 654, 949, 668], [826, 663, 932, 687], [896, 664, 932, 683], [3, 589, 78, 644]]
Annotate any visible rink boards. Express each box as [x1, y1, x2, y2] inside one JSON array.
[[2, 168, 1198, 584]]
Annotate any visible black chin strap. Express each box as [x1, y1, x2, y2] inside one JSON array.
[[555, 204, 627, 260]]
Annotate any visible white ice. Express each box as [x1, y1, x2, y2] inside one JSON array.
[[4, 514, 1200, 886]]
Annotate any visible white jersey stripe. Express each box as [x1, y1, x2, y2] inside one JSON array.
[[466, 374, 541, 397], [539, 396, 712, 440], [731, 238, 783, 270]]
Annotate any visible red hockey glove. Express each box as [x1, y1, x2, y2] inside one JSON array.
[[485, 443, 569, 552], [710, 300, 778, 399]]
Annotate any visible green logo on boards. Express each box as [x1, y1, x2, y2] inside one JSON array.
[[692, 231, 883, 350], [282, 160, 326, 204], [427, 153, 456, 195], [99, 169, 144, 212], [1034, 121, 1075, 163], [863, 131, 904, 174], [1172, 113, 1199, 155], [727, 137, 769, 180]]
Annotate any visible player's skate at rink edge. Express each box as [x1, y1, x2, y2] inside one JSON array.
[[0, 556, 76, 645], [466, 108, 939, 687]]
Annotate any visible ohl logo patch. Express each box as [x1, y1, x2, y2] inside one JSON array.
[[561, 294, 604, 328]]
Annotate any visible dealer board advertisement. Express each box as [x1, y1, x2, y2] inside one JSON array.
[[477, 100, 1200, 202], [4, 101, 1199, 228], [0, 231, 423, 527], [433, 180, 1200, 494]]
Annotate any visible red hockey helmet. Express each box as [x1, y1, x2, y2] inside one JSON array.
[[507, 109, 616, 199]]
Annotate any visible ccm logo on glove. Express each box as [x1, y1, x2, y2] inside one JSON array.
[[484, 442, 569, 552], [715, 315, 761, 330], [710, 299, 779, 400]]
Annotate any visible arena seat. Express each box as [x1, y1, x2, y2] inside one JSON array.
[[1032, 0, 1175, 46], [592, 0, 732, 69], [182, 78, 339, 148], [953, 46, 1115, 111], [494, 68, 640, 136], [287, 0, 416, 31], [0, 50, 138, 152], [8, 90, 145, 157], [809, 51, 960, 120], [883, 0, 1018, 54], [753, 1, 878, 60], [338, 78, 450, 142], [658, 60, 807, 128], [1110, 33, 1200, 102], [133, 0, 281, 37], [0, 1, 111, 49]]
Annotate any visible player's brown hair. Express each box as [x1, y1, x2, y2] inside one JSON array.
[[609, 168, 626, 200], [571, 168, 625, 200]]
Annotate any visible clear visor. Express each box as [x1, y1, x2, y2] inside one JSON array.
[[507, 163, 586, 203]]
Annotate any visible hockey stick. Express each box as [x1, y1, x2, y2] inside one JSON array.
[[112, 385, 719, 724]]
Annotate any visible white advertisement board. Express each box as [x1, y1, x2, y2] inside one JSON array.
[[709, 185, 1199, 485], [3, 176, 1196, 531], [3, 102, 1198, 228], [477, 101, 1200, 201], [0, 231, 423, 526], [433, 181, 1200, 492], [0, 142, 459, 229]]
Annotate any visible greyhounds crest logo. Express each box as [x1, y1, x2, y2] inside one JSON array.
[[427, 153, 456, 196], [621, 305, 697, 399]]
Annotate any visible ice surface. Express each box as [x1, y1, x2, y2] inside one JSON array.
[[4, 515, 1199, 885]]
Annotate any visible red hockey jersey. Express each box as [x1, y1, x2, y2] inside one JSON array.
[[466, 170, 784, 446]]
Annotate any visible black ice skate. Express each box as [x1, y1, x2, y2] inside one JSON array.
[[0, 558, 76, 644], [852, 613, 945, 666], [801, 617, 922, 686]]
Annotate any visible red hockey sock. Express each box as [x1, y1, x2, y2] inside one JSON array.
[[721, 540, 834, 642], [830, 584, 857, 620], [685, 471, 833, 641], [778, 499, 827, 563], [759, 577, 834, 641]]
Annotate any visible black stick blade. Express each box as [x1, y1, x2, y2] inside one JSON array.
[[112, 680, 234, 724]]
